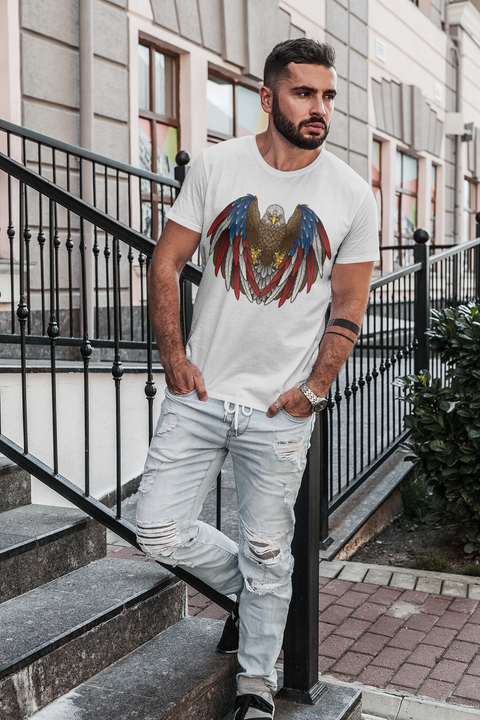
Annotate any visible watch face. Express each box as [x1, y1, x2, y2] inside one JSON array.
[[313, 399, 328, 412]]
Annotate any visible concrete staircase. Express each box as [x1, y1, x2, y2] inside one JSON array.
[[0, 460, 239, 719]]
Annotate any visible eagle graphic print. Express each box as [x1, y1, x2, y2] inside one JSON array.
[[207, 194, 331, 307]]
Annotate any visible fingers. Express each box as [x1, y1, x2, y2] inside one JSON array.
[[194, 370, 208, 402], [266, 396, 284, 418]]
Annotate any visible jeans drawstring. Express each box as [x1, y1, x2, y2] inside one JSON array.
[[223, 401, 253, 437]]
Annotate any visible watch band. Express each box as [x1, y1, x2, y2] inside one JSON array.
[[299, 382, 328, 412]]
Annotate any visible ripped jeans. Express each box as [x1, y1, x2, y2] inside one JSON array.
[[136, 388, 315, 691]]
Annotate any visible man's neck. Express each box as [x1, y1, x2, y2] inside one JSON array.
[[255, 128, 322, 172]]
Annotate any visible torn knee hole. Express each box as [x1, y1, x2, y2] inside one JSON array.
[[138, 469, 157, 494], [245, 578, 282, 594], [136, 520, 180, 557], [242, 523, 283, 566]]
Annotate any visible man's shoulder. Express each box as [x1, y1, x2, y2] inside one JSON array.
[[202, 136, 253, 165]]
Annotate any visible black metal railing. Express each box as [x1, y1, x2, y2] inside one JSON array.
[[317, 224, 480, 547], [2, 117, 480, 703]]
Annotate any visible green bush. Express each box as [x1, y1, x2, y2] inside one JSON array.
[[394, 304, 480, 554], [400, 473, 433, 521]]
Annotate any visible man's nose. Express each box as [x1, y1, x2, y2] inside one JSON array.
[[310, 96, 326, 118]]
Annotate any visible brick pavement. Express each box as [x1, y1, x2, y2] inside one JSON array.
[[107, 544, 480, 709]]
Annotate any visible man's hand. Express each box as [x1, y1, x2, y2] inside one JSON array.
[[164, 357, 208, 401], [266, 387, 312, 419]]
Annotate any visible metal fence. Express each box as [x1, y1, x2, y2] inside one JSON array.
[[2, 118, 480, 702]]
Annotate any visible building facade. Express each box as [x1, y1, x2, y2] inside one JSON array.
[[0, 0, 479, 260]]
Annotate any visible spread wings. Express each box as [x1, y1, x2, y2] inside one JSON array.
[[207, 194, 331, 306]]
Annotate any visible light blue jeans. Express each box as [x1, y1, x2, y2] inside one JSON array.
[[136, 388, 315, 691]]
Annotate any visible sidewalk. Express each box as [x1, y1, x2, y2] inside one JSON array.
[[107, 537, 480, 713]]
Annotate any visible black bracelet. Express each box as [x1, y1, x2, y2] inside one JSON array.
[[324, 331, 355, 344], [330, 318, 360, 335]]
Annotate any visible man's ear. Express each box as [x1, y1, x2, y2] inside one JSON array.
[[260, 86, 273, 115]]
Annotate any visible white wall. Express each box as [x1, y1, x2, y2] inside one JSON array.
[[0, 369, 166, 506]]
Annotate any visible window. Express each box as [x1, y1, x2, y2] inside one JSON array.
[[394, 151, 418, 265], [138, 38, 179, 239], [431, 165, 437, 243], [207, 67, 268, 145], [372, 140, 382, 247], [463, 178, 478, 242]]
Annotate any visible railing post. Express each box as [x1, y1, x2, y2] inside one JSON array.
[[175, 151, 194, 339], [319, 409, 333, 550], [413, 228, 430, 375], [476, 212, 480, 302], [279, 416, 326, 705]]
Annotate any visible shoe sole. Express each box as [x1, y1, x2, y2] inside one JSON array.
[[216, 646, 238, 654]]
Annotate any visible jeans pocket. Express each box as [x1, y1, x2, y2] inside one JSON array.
[[279, 407, 312, 423], [165, 387, 197, 400]]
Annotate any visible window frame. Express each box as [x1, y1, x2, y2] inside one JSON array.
[[463, 176, 478, 243], [207, 62, 263, 144], [371, 138, 383, 248], [138, 32, 180, 241]]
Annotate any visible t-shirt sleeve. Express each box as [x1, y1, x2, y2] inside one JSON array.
[[165, 152, 207, 233], [334, 187, 380, 264]]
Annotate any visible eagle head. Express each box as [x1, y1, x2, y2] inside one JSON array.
[[262, 204, 286, 228]]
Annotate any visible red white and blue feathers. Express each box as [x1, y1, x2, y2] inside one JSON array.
[[207, 194, 331, 306]]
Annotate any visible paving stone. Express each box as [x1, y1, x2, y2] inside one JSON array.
[[468, 585, 480, 601], [442, 580, 468, 598], [436, 610, 469, 630], [338, 564, 368, 583], [336, 590, 371, 608], [322, 579, 354, 596], [389, 662, 430, 689], [422, 595, 452, 615], [388, 627, 426, 651], [449, 597, 479, 614], [443, 640, 478, 663], [319, 622, 336, 642], [350, 632, 389, 656], [320, 603, 353, 625], [188, 592, 211, 608], [351, 601, 385, 623], [390, 573, 416, 590], [331, 650, 371, 676], [318, 655, 335, 674], [333, 618, 370, 639], [319, 593, 336, 611], [364, 567, 393, 586], [419, 679, 455, 702], [401, 590, 429, 605], [351, 582, 380, 595], [318, 561, 345, 579], [467, 654, 480, 676], [429, 659, 468, 683], [452, 674, 480, 701], [457, 623, 480, 644], [369, 615, 404, 636], [370, 647, 410, 669], [448, 694, 480, 708], [197, 604, 228, 621], [469, 607, 480, 624], [408, 643, 444, 668], [415, 576, 443, 594], [357, 664, 394, 688], [404, 613, 438, 632], [318, 634, 354, 659], [368, 587, 402, 606], [423, 626, 457, 648]]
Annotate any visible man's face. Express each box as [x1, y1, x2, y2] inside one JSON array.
[[267, 63, 337, 150]]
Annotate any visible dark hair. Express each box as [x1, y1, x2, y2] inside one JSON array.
[[264, 39, 336, 90]]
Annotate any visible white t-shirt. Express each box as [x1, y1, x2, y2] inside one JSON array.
[[166, 135, 379, 412]]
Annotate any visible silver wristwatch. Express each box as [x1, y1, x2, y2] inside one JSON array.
[[299, 382, 328, 412]]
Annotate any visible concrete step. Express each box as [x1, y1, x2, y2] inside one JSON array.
[[0, 458, 31, 513], [28, 616, 239, 720], [222, 683, 362, 720], [0, 504, 106, 602], [0, 557, 185, 719]]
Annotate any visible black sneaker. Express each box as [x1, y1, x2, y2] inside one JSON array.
[[233, 693, 274, 719], [216, 601, 239, 653]]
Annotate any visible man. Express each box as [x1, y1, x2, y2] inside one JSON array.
[[136, 38, 379, 720]]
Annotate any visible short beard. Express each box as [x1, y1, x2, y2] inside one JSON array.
[[271, 91, 329, 150]]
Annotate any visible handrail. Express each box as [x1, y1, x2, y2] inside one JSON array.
[[370, 262, 423, 290], [0, 151, 202, 286], [428, 236, 480, 265], [0, 118, 180, 189]]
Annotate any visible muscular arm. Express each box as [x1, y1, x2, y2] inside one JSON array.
[[267, 261, 374, 418], [148, 220, 208, 399]]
